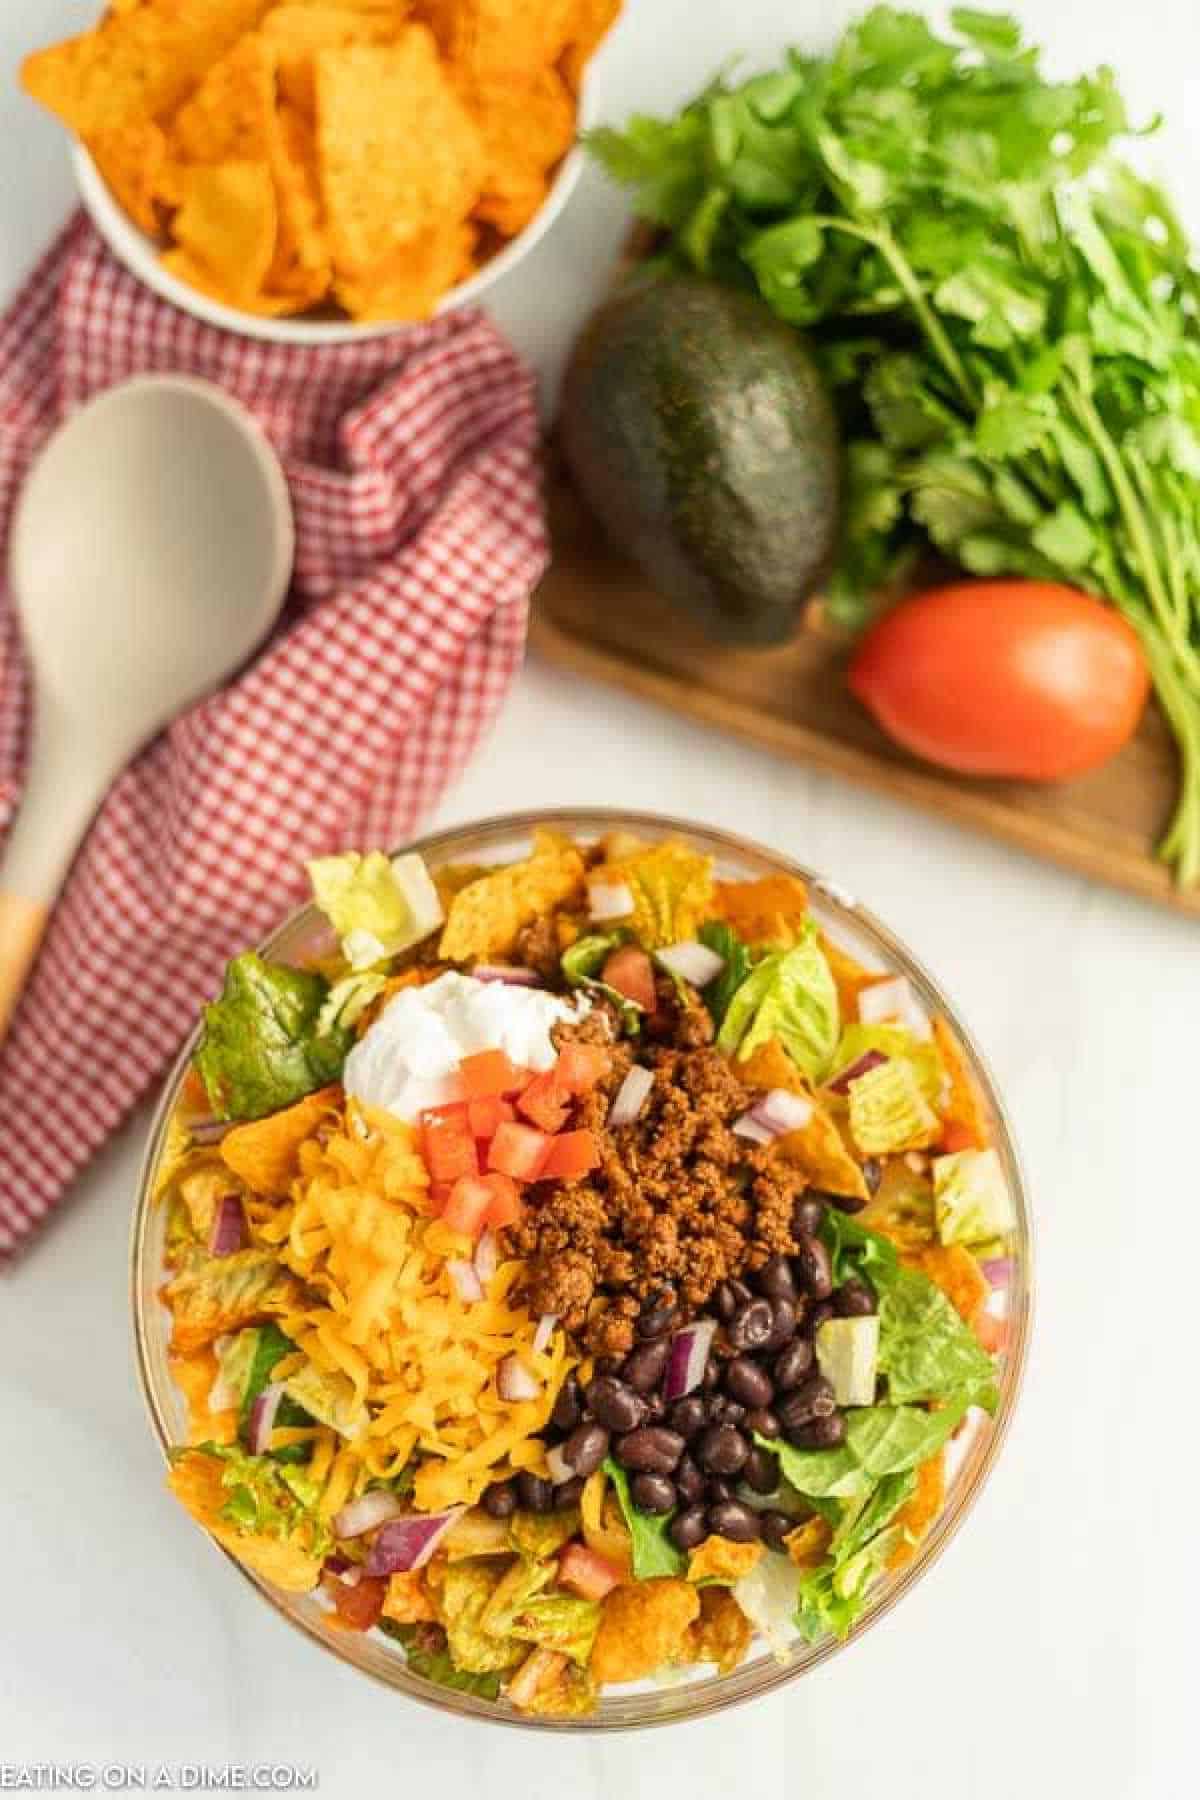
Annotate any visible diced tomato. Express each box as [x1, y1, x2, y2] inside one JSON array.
[[481, 1171, 523, 1229], [331, 1575, 387, 1632], [181, 1066, 210, 1111], [940, 1119, 979, 1154], [974, 1311, 1010, 1355], [467, 1095, 516, 1140], [488, 1121, 552, 1182], [453, 1048, 522, 1100], [601, 945, 657, 1013], [540, 1129, 600, 1182], [421, 1109, 479, 1184], [516, 1069, 570, 1133], [442, 1176, 494, 1238], [555, 1042, 610, 1096], [557, 1542, 622, 1601]]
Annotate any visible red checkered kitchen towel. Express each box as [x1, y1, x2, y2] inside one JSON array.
[[0, 217, 548, 1258]]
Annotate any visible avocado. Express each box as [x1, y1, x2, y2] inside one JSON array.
[[560, 275, 841, 645]]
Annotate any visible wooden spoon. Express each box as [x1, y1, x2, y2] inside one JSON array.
[[0, 376, 293, 1038]]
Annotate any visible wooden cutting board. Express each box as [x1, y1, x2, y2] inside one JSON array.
[[533, 464, 1199, 919]]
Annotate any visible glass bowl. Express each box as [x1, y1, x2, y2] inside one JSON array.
[[131, 809, 1032, 1730]]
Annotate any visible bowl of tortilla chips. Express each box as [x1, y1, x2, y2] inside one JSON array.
[[24, 2, 619, 341]]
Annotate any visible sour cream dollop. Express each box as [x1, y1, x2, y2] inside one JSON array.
[[342, 970, 587, 1123]]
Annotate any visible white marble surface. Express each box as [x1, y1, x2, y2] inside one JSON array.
[[1, 3, 1197, 1795]]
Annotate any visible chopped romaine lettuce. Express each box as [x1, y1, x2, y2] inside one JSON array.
[[560, 932, 642, 1032], [698, 920, 754, 1028], [209, 1329, 260, 1412], [933, 1147, 1015, 1247], [316, 971, 387, 1037], [603, 1458, 684, 1578], [733, 1548, 804, 1656], [238, 1322, 294, 1427], [181, 1442, 330, 1555], [820, 1209, 899, 1287], [509, 1592, 602, 1666], [717, 922, 839, 1082], [816, 1316, 880, 1407], [308, 850, 443, 969], [380, 1621, 504, 1700], [764, 1394, 972, 1500], [508, 1510, 580, 1559], [436, 1563, 524, 1675], [608, 841, 714, 947], [876, 1267, 999, 1410], [846, 1058, 939, 1154], [832, 1021, 944, 1103], [283, 1361, 363, 1439], [794, 1470, 916, 1643], [194, 953, 352, 1121]]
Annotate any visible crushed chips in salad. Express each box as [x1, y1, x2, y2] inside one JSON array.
[[152, 827, 1016, 1713]]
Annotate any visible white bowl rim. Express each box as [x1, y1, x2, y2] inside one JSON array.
[[71, 87, 591, 344]]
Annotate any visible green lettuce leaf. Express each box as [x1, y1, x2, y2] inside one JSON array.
[[509, 1593, 602, 1666], [560, 932, 642, 1032], [698, 920, 754, 1028], [831, 1022, 944, 1103], [876, 1267, 999, 1410], [380, 1622, 504, 1700], [603, 1458, 684, 1578], [437, 1563, 525, 1675], [717, 922, 839, 1081], [194, 953, 352, 1121], [238, 1322, 294, 1427], [933, 1146, 1016, 1246], [820, 1209, 900, 1288], [763, 1393, 972, 1500], [307, 850, 443, 969], [181, 1443, 330, 1555]]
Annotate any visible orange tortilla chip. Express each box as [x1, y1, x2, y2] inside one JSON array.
[[87, 118, 175, 233], [315, 29, 485, 277], [220, 1087, 339, 1195], [716, 873, 809, 945], [168, 1347, 238, 1446], [687, 1536, 763, 1585], [335, 221, 475, 320], [382, 1570, 438, 1623], [21, 1, 270, 139], [264, 102, 332, 306], [420, 0, 578, 87], [888, 1453, 945, 1569], [910, 1243, 988, 1324], [819, 929, 887, 1018], [560, 0, 622, 92], [589, 1579, 699, 1684], [783, 1516, 833, 1570], [683, 1586, 753, 1675], [931, 1015, 991, 1150], [168, 1451, 322, 1592], [170, 32, 277, 165], [163, 159, 278, 305], [739, 1039, 870, 1203], [263, 3, 409, 117], [438, 832, 586, 962], [467, 66, 575, 239]]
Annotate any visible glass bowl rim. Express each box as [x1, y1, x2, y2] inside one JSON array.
[[129, 806, 1034, 1731]]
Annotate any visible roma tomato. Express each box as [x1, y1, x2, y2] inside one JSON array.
[[848, 581, 1150, 780], [601, 945, 658, 1013], [330, 1574, 388, 1632]]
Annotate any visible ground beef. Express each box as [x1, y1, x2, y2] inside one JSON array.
[[511, 1032, 808, 1354], [512, 914, 564, 984]]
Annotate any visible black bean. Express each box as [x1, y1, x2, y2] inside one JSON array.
[[743, 1445, 780, 1495], [623, 1338, 670, 1393], [862, 1157, 883, 1195], [762, 1296, 800, 1352], [725, 1356, 773, 1409], [773, 1338, 815, 1391], [669, 1396, 708, 1441], [615, 1426, 686, 1475], [697, 1422, 750, 1476], [515, 1472, 554, 1514], [669, 1505, 709, 1552], [713, 1281, 736, 1322], [553, 1476, 585, 1509], [706, 1476, 736, 1504], [643, 1393, 667, 1423], [834, 1278, 877, 1317], [585, 1375, 645, 1434], [806, 1300, 835, 1337], [778, 1377, 837, 1442], [830, 1192, 866, 1215], [706, 1499, 761, 1542], [630, 1472, 676, 1514], [743, 1406, 780, 1440], [791, 1195, 826, 1239], [481, 1479, 517, 1519], [563, 1421, 609, 1478], [637, 1288, 679, 1340], [550, 1374, 583, 1436], [755, 1254, 797, 1300], [675, 1453, 705, 1505], [787, 1412, 847, 1451], [728, 1278, 753, 1308], [794, 1235, 834, 1300], [761, 1510, 794, 1554], [594, 1356, 624, 1377], [727, 1298, 774, 1352]]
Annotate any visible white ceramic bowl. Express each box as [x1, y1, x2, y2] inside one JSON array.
[[72, 102, 589, 343]]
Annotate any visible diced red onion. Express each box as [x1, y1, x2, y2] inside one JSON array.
[[749, 1089, 814, 1137], [365, 1507, 465, 1576], [208, 1194, 245, 1257], [497, 1353, 541, 1402], [662, 1318, 718, 1402], [532, 1313, 557, 1356], [588, 881, 634, 922], [474, 1228, 499, 1287], [322, 1555, 363, 1587], [333, 1488, 406, 1540], [982, 1257, 1014, 1290], [609, 1065, 653, 1127], [857, 976, 911, 1026], [545, 1444, 574, 1485], [191, 1116, 233, 1146], [447, 1257, 484, 1304], [827, 1049, 888, 1095], [247, 1381, 283, 1454], [732, 1112, 775, 1145], [472, 964, 541, 987], [656, 940, 726, 988]]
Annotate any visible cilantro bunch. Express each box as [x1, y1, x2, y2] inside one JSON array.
[[590, 7, 1200, 881]]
